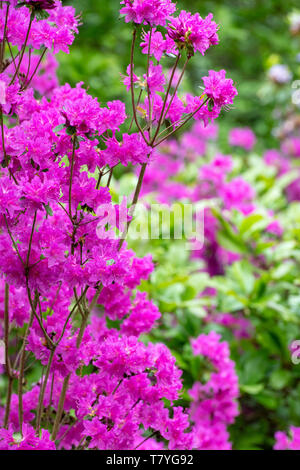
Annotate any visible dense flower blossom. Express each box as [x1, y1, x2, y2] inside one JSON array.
[[167, 11, 219, 56], [189, 332, 239, 450], [274, 427, 300, 450], [0, 424, 55, 450], [120, 0, 176, 26], [0, 1, 79, 53], [185, 93, 221, 126], [202, 69, 238, 109], [0, 0, 240, 452], [221, 177, 256, 213], [141, 28, 166, 61], [6, 52, 59, 97], [121, 292, 161, 336], [101, 133, 152, 167], [144, 61, 166, 93]]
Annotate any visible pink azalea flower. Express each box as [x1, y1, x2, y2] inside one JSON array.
[[229, 127, 256, 151]]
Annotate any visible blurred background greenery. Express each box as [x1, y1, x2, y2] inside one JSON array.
[[61, 0, 300, 149]]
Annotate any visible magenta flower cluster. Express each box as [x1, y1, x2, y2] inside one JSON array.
[[190, 332, 239, 450], [0, 0, 240, 451], [274, 427, 300, 450], [167, 11, 219, 56], [120, 0, 176, 26]]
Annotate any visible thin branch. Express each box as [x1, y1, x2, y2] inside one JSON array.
[[0, 107, 7, 167], [0, 3, 10, 70], [25, 48, 32, 82], [128, 89, 143, 133], [18, 291, 38, 435], [26, 284, 55, 349], [6, 39, 19, 74], [163, 56, 190, 121], [3, 214, 25, 266], [45, 372, 55, 428], [119, 161, 148, 250], [95, 167, 103, 190], [55, 286, 89, 345], [51, 374, 71, 441], [150, 53, 181, 145], [134, 431, 159, 450], [3, 282, 13, 428], [57, 201, 73, 223], [68, 135, 77, 219], [130, 28, 149, 145], [25, 210, 37, 269], [146, 26, 153, 139], [22, 47, 47, 91], [106, 168, 113, 188], [4, 283, 11, 376], [35, 348, 55, 435], [10, 12, 34, 85], [154, 97, 209, 148]]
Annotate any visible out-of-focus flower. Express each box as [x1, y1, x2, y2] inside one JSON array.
[[229, 127, 256, 151], [268, 64, 292, 84]]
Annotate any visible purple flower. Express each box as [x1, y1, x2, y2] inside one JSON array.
[[167, 11, 219, 56], [274, 427, 300, 450], [202, 69, 238, 108], [229, 127, 256, 151], [141, 28, 166, 61], [120, 0, 176, 26]]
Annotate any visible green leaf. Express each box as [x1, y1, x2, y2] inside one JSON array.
[[35, 9, 50, 21], [217, 230, 248, 255], [240, 384, 264, 395], [66, 126, 77, 136], [255, 392, 279, 410], [269, 370, 292, 390], [44, 203, 53, 216], [212, 208, 248, 254], [53, 124, 65, 133], [239, 214, 264, 235]]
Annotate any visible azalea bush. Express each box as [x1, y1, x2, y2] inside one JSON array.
[[125, 119, 300, 450], [0, 0, 299, 451]]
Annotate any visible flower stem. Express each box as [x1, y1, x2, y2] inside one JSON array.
[[4, 282, 13, 428], [10, 12, 34, 85], [119, 161, 147, 250], [130, 28, 149, 145], [150, 53, 181, 146], [146, 26, 153, 139], [36, 348, 55, 435], [154, 97, 209, 147], [18, 291, 38, 435], [68, 135, 76, 220], [51, 373, 71, 441], [0, 107, 7, 166], [22, 47, 47, 91], [0, 3, 10, 71], [163, 56, 190, 121]]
